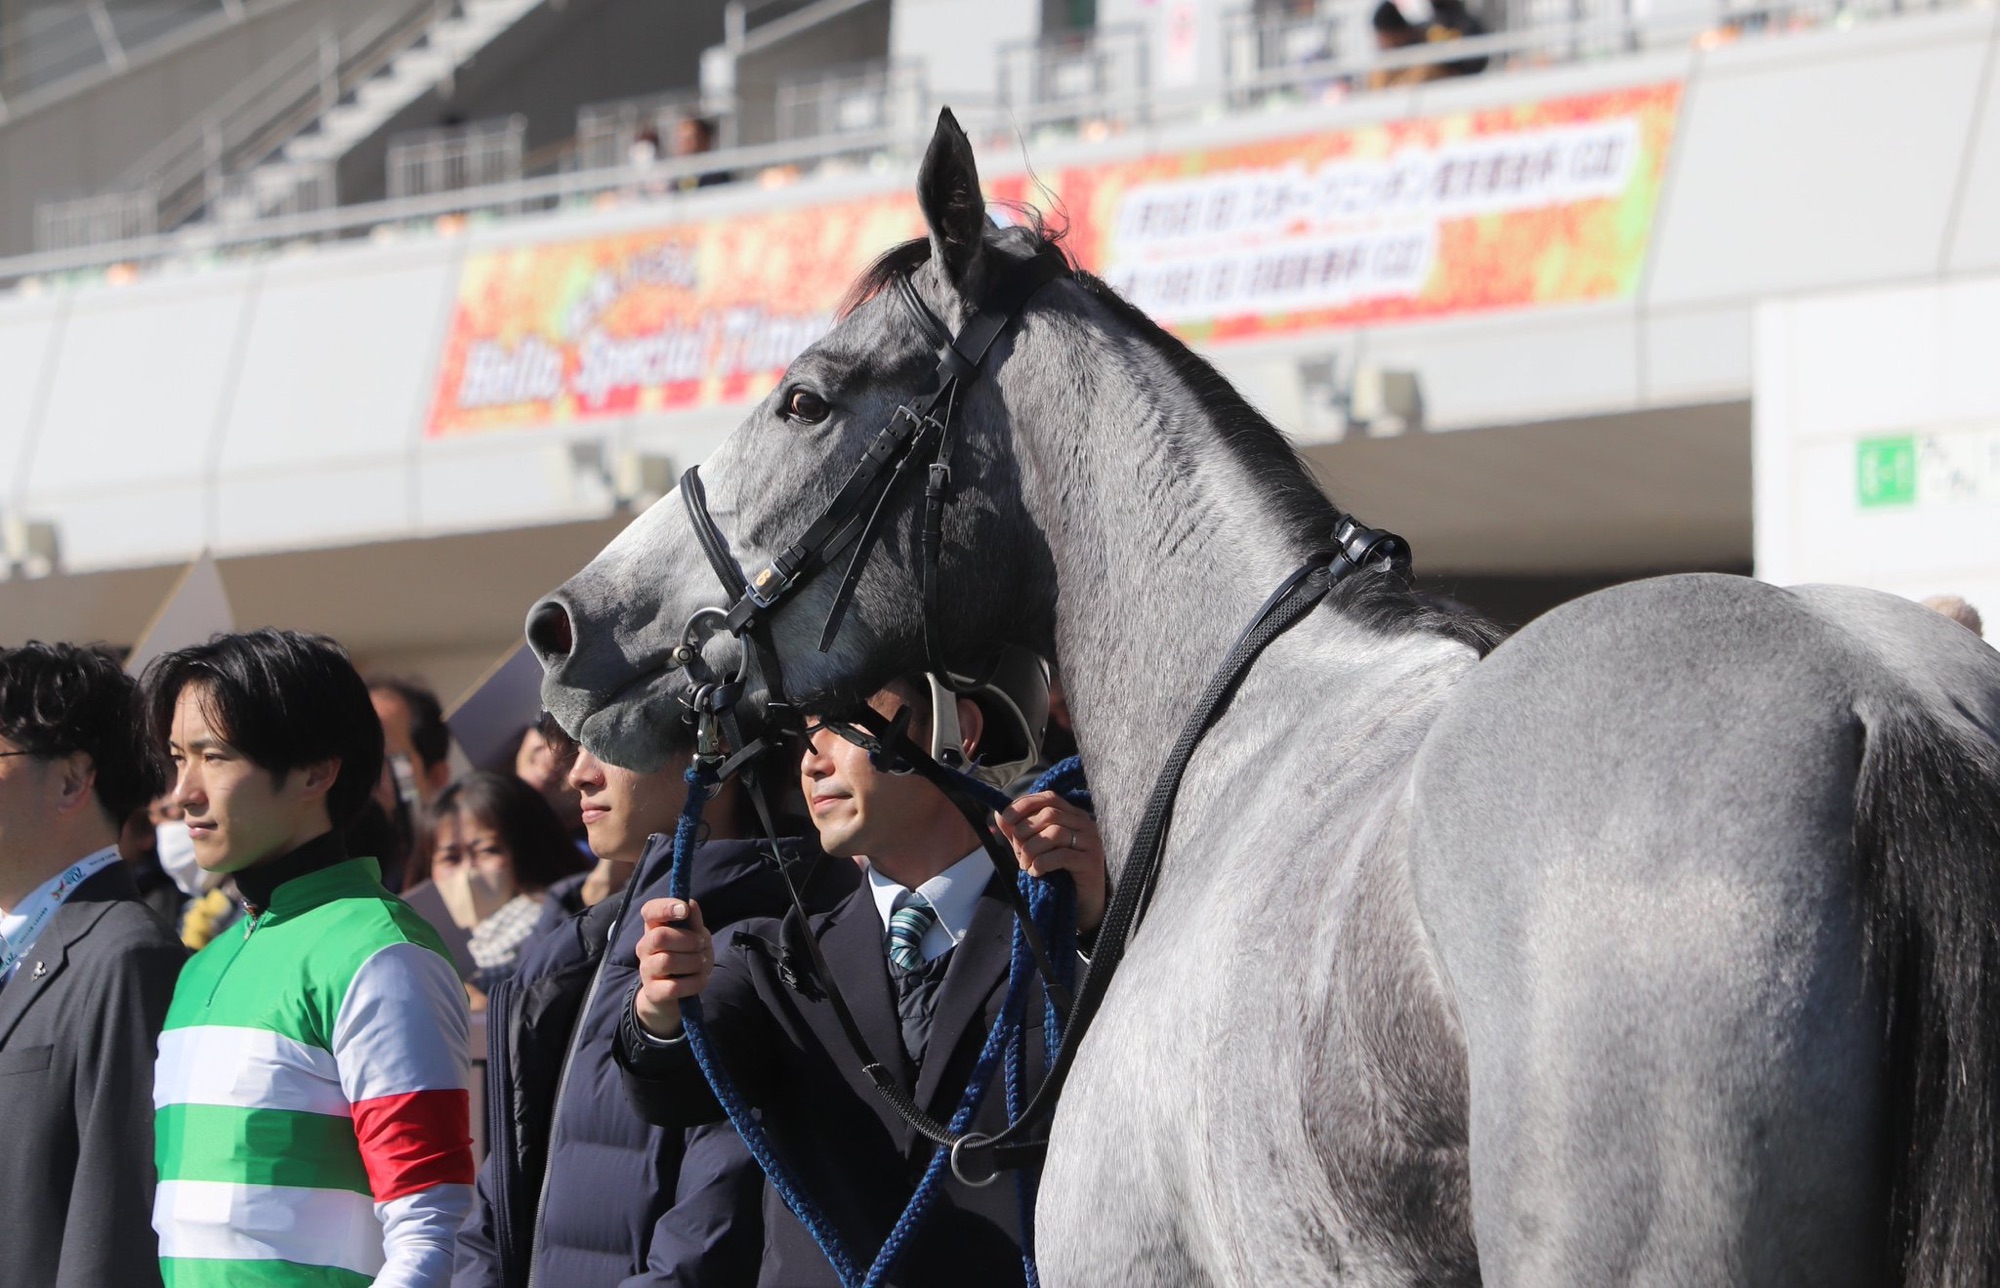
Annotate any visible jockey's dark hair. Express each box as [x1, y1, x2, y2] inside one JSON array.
[[0, 641, 164, 826], [144, 628, 384, 832], [840, 219, 1504, 658]]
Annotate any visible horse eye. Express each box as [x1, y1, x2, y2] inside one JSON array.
[[785, 389, 830, 424]]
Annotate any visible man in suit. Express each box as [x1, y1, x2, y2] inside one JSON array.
[[617, 667, 1105, 1286], [0, 642, 188, 1288]]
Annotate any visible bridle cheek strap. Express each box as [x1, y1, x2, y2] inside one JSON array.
[[677, 247, 1070, 701]]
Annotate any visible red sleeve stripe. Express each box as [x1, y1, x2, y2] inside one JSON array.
[[351, 1088, 475, 1201]]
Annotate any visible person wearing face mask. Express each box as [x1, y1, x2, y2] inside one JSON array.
[[425, 771, 591, 1000], [0, 642, 187, 1288], [618, 658, 1106, 1288], [453, 719, 856, 1288], [146, 629, 475, 1288], [118, 795, 198, 927]]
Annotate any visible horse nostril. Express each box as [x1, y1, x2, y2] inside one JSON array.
[[529, 600, 575, 660]]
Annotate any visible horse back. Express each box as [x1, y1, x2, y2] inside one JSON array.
[[1406, 571, 2000, 1286]]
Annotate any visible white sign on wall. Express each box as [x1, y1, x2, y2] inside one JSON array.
[[1756, 278, 2000, 635]]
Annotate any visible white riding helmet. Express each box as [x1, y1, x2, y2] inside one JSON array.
[[925, 645, 1051, 790]]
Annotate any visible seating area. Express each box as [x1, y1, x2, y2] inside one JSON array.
[[5, 0, 1961, 288]]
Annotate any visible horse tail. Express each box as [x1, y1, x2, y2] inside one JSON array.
[[1854, 703, 2000, 1286]]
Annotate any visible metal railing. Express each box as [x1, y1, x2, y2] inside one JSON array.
[[386, 114, 524, 198], [998, 24, 1151, 131], [774, 58, 927, 143], [33, 184, 156, 253], [1, 0, 1979, 289], [117, 0, 450, 230], [211, 161, 334, 223], [0, 0, 247, 118], [1224, 4, 1359, 106]]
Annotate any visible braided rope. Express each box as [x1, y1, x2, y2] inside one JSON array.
[[669, 766, 865, 1283]]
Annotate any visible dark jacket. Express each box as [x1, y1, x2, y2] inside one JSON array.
[[617, 874, 1055, 1288], [125, 850, 188, 929], [0, 863, 186, 1288], [455, 833, 855, 1288]]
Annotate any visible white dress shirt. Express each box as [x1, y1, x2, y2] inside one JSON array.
[[863, 848, 991, 965]]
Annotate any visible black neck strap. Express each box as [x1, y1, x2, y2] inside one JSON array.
[[945, 517, 1411, 1182]]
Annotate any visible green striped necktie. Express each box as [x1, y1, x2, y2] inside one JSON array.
[[887, 892, 936, 973]]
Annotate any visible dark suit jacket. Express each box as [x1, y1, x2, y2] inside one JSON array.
[[617, 874, 1054, 1288], [0, 863, 187, 1288]]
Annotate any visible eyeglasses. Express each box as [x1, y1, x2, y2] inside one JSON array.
[[0, 751, 39, 759]]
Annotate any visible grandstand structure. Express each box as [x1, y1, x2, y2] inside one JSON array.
[[2, 0, 1995, 695]]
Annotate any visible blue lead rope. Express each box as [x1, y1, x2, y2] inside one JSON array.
[[666, 757, 1085, 1288]]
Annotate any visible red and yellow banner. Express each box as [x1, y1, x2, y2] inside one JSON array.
[[427, 195, 928, 438], [425, 82, 1680, 437], [997, 81, 1680, 343]]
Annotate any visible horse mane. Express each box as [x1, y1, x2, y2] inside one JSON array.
[[841, 230, 1503, 658]]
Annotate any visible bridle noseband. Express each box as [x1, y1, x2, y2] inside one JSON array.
[[678, 246, 1071, 703]]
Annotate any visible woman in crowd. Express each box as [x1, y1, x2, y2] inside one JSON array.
[[427, 771, 590, 998]]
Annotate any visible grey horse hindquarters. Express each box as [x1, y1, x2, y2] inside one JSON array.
[[1406, 572, 2000, 1286]]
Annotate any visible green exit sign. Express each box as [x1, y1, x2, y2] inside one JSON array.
[[1856, 436, 1917, 508]]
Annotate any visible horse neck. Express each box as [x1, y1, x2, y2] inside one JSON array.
[[1008, 318, 1400, 862]]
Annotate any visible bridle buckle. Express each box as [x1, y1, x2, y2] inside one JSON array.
[[747, 564, 792, 610]]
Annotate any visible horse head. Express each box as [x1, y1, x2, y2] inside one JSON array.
[[528, 110, 1062, 770]]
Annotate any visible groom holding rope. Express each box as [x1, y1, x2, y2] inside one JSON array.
[[617, 666, 1104, 1286]]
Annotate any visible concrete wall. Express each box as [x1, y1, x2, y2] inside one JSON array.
[[890, 0, 1037, 102], [8, 5, 2000, 585], [1755, 274, 2000, 632], [0, 0, 408, 257], [1234, 4, 2000, 436]]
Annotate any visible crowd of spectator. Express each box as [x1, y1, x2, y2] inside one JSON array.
[[8, 593, 1982, 1284], [0, 626, 1096, 1287]]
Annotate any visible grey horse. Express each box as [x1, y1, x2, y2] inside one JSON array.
[[527, 111, 2000, 1286]]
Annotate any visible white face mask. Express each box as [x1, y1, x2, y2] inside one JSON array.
[[155, 820, 221, 897], [434, 863, 515, 930]]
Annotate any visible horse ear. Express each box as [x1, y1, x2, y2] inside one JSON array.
[[917, 107, 987, 294]]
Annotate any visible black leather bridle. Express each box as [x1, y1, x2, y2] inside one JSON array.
[[667, 240, 1416, 1185], [678, 245, 1071, 707]]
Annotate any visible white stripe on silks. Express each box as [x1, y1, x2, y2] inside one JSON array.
[[332, 941, 471, 1106], [154, 1026, 349, 1116], [154, 1179, 386, 1277]]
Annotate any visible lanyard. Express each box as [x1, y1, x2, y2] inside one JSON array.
[[0, 847, 120, 981]]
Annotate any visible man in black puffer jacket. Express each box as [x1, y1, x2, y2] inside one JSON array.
[[455, 735, 857, 1288]]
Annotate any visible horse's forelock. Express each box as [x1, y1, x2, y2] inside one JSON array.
[[836, 210, 1076, 321], [838, 238, 932, 319]]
